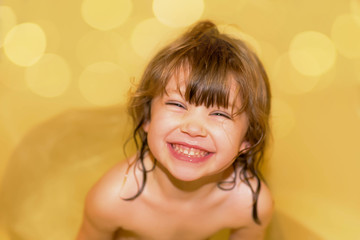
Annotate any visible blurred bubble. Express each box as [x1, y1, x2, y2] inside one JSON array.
[[289, 31, 336, 76], [0, 6, 17, 48], [152, 0, 204, 27], [33, 20, 61, 53], [130, 18, 176, 59], [4, 23, 46, 67], [218, 24, 262, 56], [79, 62, 130, 106], [25, 54, 71, 98], [81, 0, 132, 31], [272, 53, 320, 94], [76, 30, 125, 67], [331, 14, 360, 59], [271, 98, 296, 139]]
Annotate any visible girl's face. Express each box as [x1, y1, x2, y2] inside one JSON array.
[[143, 75, 249, 182]]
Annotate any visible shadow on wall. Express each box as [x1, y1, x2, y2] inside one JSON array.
[[0, 107, 324, 240], [0, 106, 135, 240]]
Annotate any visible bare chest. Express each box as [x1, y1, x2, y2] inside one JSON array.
[[114, 201, 229, 240]]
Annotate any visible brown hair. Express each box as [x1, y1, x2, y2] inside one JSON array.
[[127, 20, 271, 224]]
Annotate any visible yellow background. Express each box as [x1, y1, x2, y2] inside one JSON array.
[[1, 0, 360, 239]]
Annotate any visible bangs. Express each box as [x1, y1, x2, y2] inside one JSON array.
[[160, 43, 245, 113], [175, 64, 234, 110], [151, 21, 250, 114]]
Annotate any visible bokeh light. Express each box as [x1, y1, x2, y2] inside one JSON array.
[[218, 24, 262, 56], [0, 6, 17, 48], [272, 53, 320, 94], [271, 98, 296, 139], [289, 31, 336, 76], [130, 18, 176, 59], [25, 54, 71, 98], [33, 20, 61, 53], [1, 1, 360, 240], [81, 0, 132, 31], [331, 14, 360, 59], [78, 62, 130, 106], [76, 30, 125, 67], [152, 0, 204, 27], [4, 23, 46, 67]]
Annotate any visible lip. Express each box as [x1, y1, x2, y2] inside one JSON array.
[[167, 142, 213, 164]]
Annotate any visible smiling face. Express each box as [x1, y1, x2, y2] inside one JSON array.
[[143, 74, 249, 182]]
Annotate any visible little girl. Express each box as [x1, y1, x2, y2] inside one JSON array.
[[76, 20, 273, 240]]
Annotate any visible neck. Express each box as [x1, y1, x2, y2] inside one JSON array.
[[145, 155, 233, 202]]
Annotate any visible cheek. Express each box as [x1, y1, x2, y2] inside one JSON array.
[[221, 125, 248, 151]]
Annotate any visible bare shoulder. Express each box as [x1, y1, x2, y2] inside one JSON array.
[[227, 177, 274, 240], [83, 155, 138, 230], [253, 179, 274, 226]]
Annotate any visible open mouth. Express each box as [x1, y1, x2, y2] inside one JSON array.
[[170, 143, 210, 158]]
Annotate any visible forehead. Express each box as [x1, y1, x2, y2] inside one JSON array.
[[164, 72, 243, 109]]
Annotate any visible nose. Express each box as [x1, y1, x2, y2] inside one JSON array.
[[180, 114, 207, 137]]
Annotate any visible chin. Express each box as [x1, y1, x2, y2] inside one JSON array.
[[166, 166, 204, 182]]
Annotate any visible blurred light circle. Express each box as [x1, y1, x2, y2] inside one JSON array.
[[81, 0, 132, 31], [0, 6, 17, 48], [76, 30, 125, 67], [25, 54, 71, 98], [331, 14, 360, 59], [272, 53, 320, 94], [4, 23, 46, 67], [79, 62, 130, 106], [218, 24, 262, 56], [271, 98, 296, 139], [130, 18, 175, 59], [289, 31, 336, 76], [152, 0, 204, 27], [33, 20, 61, 53]]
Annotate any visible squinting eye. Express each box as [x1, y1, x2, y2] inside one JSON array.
[[212, 112, 231, 119], [165, 101, 186, 109]]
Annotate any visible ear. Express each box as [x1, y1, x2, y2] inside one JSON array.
[[142, 120, 150, 133], [239, 141, 251, 153]]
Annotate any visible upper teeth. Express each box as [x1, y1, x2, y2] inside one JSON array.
[[172, 144, 208, 157]]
